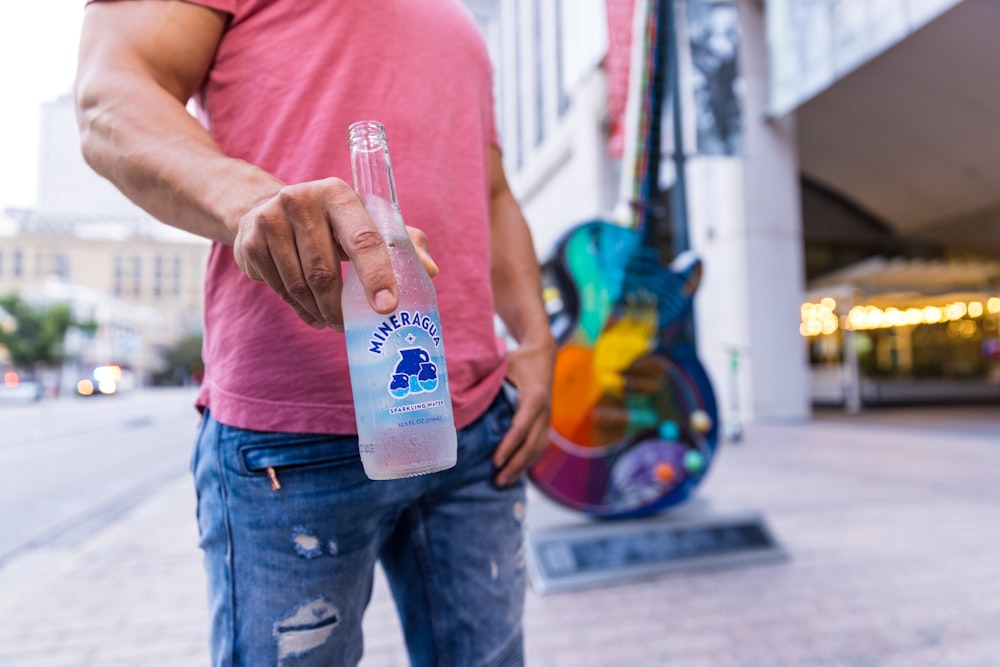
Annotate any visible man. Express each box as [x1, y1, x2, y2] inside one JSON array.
[[75, 2, 555, 666]]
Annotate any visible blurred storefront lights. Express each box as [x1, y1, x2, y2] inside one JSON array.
[[801, 297, 1000, 335], [800, 299, 838, 336]]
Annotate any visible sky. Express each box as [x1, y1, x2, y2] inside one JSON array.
[[1, 1, 86, 213]]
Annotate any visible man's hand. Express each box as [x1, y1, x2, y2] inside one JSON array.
[[233, 178, 439, 330], [492, 338, 556, 487], [233, 177, 396, 329]]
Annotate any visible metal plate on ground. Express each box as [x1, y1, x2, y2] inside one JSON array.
[[525, 511, 785, 594]]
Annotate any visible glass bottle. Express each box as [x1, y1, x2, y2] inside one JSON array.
[[342, 120, 457, 479]]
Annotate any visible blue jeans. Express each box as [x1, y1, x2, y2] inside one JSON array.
[[191, 390, 526, 667]]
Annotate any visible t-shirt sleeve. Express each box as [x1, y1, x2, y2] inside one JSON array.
[[85, 0, 237, 13]]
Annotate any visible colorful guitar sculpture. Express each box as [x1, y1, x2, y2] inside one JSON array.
[[527, 0, 719, 518], [529, 220, 718, 519]]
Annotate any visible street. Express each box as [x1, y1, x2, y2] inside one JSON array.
[[0, 387, 201, 564], [0, 396, 998, 666]]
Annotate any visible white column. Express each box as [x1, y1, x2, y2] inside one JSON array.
[[687, 0, 810, 424], [739, 0, 810, 420]]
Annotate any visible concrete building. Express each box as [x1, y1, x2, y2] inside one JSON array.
[[1, 94, 208, 384], [468, 0, 1000, 426]]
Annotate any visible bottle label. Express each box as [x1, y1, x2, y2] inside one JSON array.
[[367, 310, 441, 353], [364, 310, 445, 404]]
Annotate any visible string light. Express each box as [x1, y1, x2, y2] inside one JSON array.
[[800, 297, 1000, 336]]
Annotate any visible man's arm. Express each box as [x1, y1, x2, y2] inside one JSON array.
[[74, 0, 401, 328], [487, 146, 556, 486]]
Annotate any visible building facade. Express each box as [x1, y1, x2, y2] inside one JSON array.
[[471, 0, 809, 426], [1, 95, 208, 386], [469, 0, 1000, 424]]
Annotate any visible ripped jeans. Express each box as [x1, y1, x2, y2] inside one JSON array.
[[191, 389, 526, 667]]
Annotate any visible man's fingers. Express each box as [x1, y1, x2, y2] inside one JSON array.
[[407, 226, 439, 278], [494, 417, 547, 487], [243, 245, 325, 329], [239, 199, 332, 325], [492, 426, 523, 472], [280, 183, 346, 326], [321, 179, 398, 314], [343, 225, 398, 312], [493, 399, 549, 486], [234, 196, 333, 328], [234, 178, 401, 327]]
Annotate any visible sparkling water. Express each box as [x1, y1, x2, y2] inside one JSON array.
[[342, 202, 457, 479]]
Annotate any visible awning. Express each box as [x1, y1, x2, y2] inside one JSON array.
[[807, 256, 1000, 302]]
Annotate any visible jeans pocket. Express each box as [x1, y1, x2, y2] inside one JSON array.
[[227, 428, 360, 478], [500, 379, 519, 412], [482, 384, 516, 444]]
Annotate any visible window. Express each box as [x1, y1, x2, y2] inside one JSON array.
[[54, 254, 69, 280], [173, 256, 183, 297], [557, 0, 606, 98], [153, 255, 163, 297], [513, 0, 525, 168], [114, 254, 123, 296], [532, 0, 545, 147], [555, 0, 569, 116], [132, 255, 143, 296]]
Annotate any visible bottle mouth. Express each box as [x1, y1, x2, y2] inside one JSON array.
[[348, 120, 388, 151]]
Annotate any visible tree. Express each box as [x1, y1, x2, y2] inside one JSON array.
[[160, 333, 204, 385], [0, 294, 74, 369]]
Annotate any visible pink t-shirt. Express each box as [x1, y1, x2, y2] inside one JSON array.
[[90, 0, 507, 433]]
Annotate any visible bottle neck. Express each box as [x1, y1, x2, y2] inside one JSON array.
[[348, 121, 404, 237]]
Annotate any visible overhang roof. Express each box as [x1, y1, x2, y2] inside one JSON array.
[[797, 0, 1000, 237], [808, 256, 1000, 301]]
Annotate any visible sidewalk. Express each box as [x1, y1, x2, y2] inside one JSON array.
[[1, 407, 998, 666]]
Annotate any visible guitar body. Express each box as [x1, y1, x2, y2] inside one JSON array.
[[531, 220, 719, 519]]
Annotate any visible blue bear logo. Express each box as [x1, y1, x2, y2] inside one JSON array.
[[388, 347, 438, 398]]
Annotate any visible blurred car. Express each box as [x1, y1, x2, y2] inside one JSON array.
[[1, 371, 44, 402], [76, 365, 135, 397]]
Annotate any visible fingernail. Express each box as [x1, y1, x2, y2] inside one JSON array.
[[374, 289, 395, 312]]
